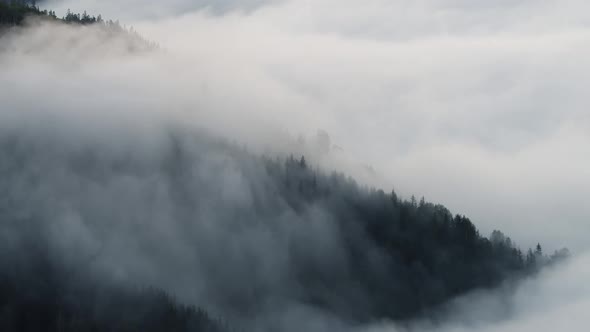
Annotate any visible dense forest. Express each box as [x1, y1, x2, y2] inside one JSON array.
[[0, 124, 569, 331], [0, 2, 570, 331], [0, 0, 96, 26], [0, 1, 157, 51], [0, 268, 228, 332]]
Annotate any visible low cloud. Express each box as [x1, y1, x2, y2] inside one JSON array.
[[37, 0, 590, 251], [2, 0, 589, 330]]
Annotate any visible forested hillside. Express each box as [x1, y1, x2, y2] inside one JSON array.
[[0, 268, 228, 332], [0, 1, 79, 26], [1, 1, 47, 25], [0, 1, 156, 51], [0, 124, 568, 331]]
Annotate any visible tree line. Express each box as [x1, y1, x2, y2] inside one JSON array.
[[260, 153, 569, 320], [0, 0, 116, 26], [1, 1, 158, 51], [0, 128, 570, 331]]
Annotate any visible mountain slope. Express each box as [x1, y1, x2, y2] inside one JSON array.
[[0, 125, 564, 331]]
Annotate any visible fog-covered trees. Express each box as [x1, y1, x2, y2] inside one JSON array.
[[0, 1, 111, 27], [0, 1, 97, 26], [0, 276, 228, 332], [0, 0, 47, 25], [0, 125, 568, 331], [261, 148, 568, 320], [0, 2, 158, 52]]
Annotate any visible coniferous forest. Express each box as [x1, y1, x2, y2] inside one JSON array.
[[0, 2, 573, 332], [0, 1, 156, 50], [0, 1, 95, 26], [0, 126, 569, 331]]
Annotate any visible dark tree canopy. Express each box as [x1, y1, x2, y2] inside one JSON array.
[[0, 1, 157, 50], [0, 127, 568, 332]]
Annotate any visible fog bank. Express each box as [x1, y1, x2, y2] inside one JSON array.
[[2, 1, 589, 330]]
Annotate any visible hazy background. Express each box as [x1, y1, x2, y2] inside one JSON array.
[[38, 0, 590, 253], [2, 0, 589, 330]]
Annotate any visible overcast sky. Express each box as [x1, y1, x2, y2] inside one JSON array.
[[42, 0, 590, 253]]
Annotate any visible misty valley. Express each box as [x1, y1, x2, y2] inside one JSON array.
[[0, 1, 584, 332]]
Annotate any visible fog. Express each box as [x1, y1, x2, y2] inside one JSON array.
[[2, 0, 589, 331], [363, 251, 590, 332], [38, 0, 590, 253]]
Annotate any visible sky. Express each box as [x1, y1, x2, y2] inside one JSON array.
[[2, 0, 590, 331], [38, 0, 590, 253]]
